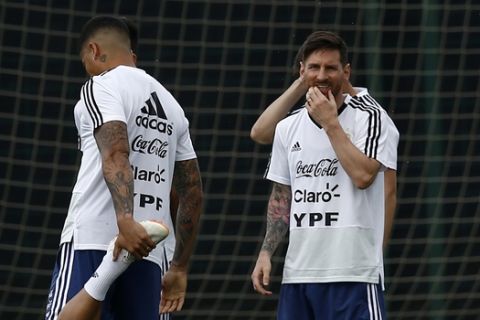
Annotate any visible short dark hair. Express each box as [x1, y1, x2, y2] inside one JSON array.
[[292, 31, 349, 75], [78, 16, 131, 53], [119, 17, 138, 54]]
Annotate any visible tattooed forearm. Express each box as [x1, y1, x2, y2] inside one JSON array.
[[261, 182, 291, 255], [94, 121, 134, 217], [171, 159, 203, 269]]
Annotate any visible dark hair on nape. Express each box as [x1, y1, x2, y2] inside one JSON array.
[[78, 15, 131, 53], [291, 30, 349, 75], [119, 17, 138, 54]]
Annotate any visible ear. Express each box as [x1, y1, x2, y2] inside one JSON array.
[[343, 63, 351, 81], [88, 42, 101, 61], [132, 52, 138, 65], [299, 61, 305, 77]]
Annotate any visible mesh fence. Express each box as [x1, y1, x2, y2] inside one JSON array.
[[1, 0, 479, 319]]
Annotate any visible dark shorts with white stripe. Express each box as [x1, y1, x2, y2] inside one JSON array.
[[277, 282, 386, 320], [45, 241, 171, 320]]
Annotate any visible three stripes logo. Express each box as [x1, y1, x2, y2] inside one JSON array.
[[291, 141, 302, 152], [141, 92, 167, 119], [135, 92, 173, 135]]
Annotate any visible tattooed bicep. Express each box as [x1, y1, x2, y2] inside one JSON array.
[[271, 182, 292, 201], [173, 158, 202, 195], [94, 121, 130, 155]]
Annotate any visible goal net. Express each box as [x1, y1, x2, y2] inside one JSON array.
[[1, 1, 479, 319]]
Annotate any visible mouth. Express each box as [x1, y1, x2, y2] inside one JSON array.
[[316, 85, 330, 95]]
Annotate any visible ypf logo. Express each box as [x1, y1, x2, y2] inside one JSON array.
[[135, 92, 173, 135]]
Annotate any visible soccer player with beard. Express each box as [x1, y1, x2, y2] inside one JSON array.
[[45, 16, 202, 320], [251, 31, 398, 319], [250, 39, 398, 252]]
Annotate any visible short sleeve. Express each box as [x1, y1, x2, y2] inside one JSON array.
[[175, 114, 197, 161], [80, 78, 126, 130], [353, 109, 398, 170], [382, 116, 399, 170], [264, 123, 291, 185]]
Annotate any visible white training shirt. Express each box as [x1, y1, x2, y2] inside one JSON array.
[[265, 91, 398, 285], [61, 66, 196, 268]]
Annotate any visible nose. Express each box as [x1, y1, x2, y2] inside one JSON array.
[[315, 67, 328, 82]]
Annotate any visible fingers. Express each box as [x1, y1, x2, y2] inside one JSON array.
[[327, 88, 335, 102], [252, 277, 272, 296], [308, 86, 323, 99], [262, 272, 270, 288], [160, 296, 185, 314], [112, 241, 120, 261], [251, 270, 272, 296], [306, 87, 317, 107], [127, 223, 158, 258]]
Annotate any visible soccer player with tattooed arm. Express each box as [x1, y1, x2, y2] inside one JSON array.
[[251, 31, 399, 319], [45, 16, 202, 320]]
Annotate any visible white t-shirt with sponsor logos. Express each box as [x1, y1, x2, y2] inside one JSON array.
[[63, 65, 196, 267], [265, 91, 398, 285]]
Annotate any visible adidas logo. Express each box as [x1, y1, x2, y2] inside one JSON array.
[[141, 92, 167, 120], [92, 272, 99, 278], [291, 141, 302, 152], [135, 92, 173, 135]]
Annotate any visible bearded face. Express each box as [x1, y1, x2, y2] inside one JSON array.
[[300, 49, 350, 99]]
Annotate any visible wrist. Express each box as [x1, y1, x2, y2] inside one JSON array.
[[170, 261, 189, 272], [259, 249, 272, 259], [117, 213, 134, 226], [323, 118, 341, 134], [291, 77, 308, 93]]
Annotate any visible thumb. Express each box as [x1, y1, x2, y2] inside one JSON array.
[[112, 240, 121, 261]]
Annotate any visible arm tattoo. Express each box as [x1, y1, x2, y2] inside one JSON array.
[[94, 121, 133, 217], [171, 159, 203, 268], [261, 182, 291, 255]]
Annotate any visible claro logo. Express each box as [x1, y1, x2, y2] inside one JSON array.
[[136, 91, 173, 135]]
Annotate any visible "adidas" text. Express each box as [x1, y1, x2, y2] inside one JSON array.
[[135, 115, 173, 135]]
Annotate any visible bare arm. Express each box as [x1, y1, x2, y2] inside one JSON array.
[[250, 78, 308, 144], [251, 182, 291, 295], [383, 169, 397, 249], [307, 87, 381, 189], [251, 78, 358, 145], [261, 182, 292, 256], [170, 158, 203, 269], [324, 121, 381, 189], [94, 121, 133, 217], [160, 158, 203, 314], [94, 121, 154, 259]]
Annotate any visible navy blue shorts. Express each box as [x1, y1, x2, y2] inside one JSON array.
[[66, 249, 168, 320], [277, 282, 386, 320], [45, 242, 74, 320]]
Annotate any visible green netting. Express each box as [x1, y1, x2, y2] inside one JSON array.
[[1, 1, 479, 319]]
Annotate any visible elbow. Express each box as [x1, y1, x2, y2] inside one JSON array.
[[178, 182, 204, 212], [191, 188, 204, 209], [353, 173, 377, 190], [102, 149, 129, 164], [250, 127, 271, 145]]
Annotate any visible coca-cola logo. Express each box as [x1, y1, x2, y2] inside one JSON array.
[[295, 159, 339, 178], [131, 135, 168, 158]]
